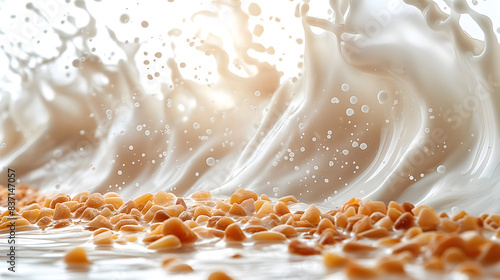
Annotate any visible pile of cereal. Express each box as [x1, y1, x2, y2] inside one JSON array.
[[1, 184, 500, 279]]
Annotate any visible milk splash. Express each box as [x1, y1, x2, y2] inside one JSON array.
[[0, 0, 499, 214]]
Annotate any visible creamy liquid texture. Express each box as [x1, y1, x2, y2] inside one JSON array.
[[1, 0, 500, 214]]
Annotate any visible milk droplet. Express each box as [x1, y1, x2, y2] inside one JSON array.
[[193, 122, 200, 129], [346, 108, 354, 116], [330, 97, 339, 104], [350, 96, 357, 104], [377, 90, 389, 104], [206, 157, 216, 166], [360, 143, 367, 150], [141, 21, 149, 28], [136, 125, 143, 131], [129, 145, 133, 150], [437, 165, 446, 173], [299, 123, 305, 129], [341, 83, 349, 91], [361, 105, 369, 113]]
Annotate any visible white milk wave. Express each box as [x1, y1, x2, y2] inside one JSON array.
[[1, 0, 499, 214]]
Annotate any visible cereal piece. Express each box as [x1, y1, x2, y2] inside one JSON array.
[[317, 229, 337, 245], [119, 225, 145, 232], [388, 201, 405, 212], [301, 204, 322, 226], [335, 213, 348, 229], [377, 256, 406, 274], [49, 194, 70, 209], [207, 217, 222, 228], [369, 212, 385, 223], [85, 193, 105, 208], [215, 217, 234, 231], [175, 198, 187, 210], [72, 192, 90, 202], [208, 271, 233, 280], [21, 209, 40, 223], [140, 200, 153, 214], [52, 219, 71, 228], [144, 205, 165, 223], [378, 238, 401, 247], [87, 215, 113, 229], [216, 201, 231, 213], [117, 200, 136, 214], [165, 261, 194, 273], [243, 225, 267, 234], [126, 236, 138, 242], [37, 216, 52, 227], [212, 209, 225, 217], [92, 228, 111, 236], [423, 256, 444, 271], [165, 205, 185, 218], [438, 217, 460, 233], [271, 225, 298, 238], [375, 216, 394, 230], [274, 201, 290, 216], [387, 208, 403, 222], [103, 192, 120, 198], [81, 208, 99, 221], [230, 189, 258, 204], [461, 215, 480, 231], [323, 252, 349, 268], [240, 198, 256, 214], [452, 210, 468, 221], [179, 211, 193, 222], [279, 195, 298, 205], [129, 208, 142, 219], [37, 207, 55, 221], [62, 201, 79, 212], [184, 219, 198, 229], [461, 231, 488, 258], [208, 228, 225, 239], [479, 241, 500, 265], [458, 261, 483, 277], [114, 219, 139, 231], [251, 231, 287, 242], [394, 212, 415, 230], [431, 235, 465, 257], [53, 203, 72, 220], [443, 247, 468, 263], [147, 234, 182, 250], [228, 203, 247, 216], [344, 206, 358, 218], [352, 216, 372, 234], [317, 218, 336, 234], [359, 201, 387, 216], [392, 241, 421, 257], [256, 201, 273, 218], [343, 242, 377, 253], [404, 227, 423, 240], [345, 262, 378, 278], [191, 190, 212, 201], [100, 197, 122, 210], [224, 223, 246, 242], [289, 239, 321, 255], [143, 235, 164, 243], [64, 247, 91, 264], [161, 217, 198, 243], [93, 231, 113, 245], [133, 193, 153, 211], [194, 206, 212, 219], [359, 227, 390, 239], [154, 190, 176, 206], [401, 202, 414, 212]]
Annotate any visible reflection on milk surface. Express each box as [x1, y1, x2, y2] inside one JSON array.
[[0, 0, 499, 214]]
